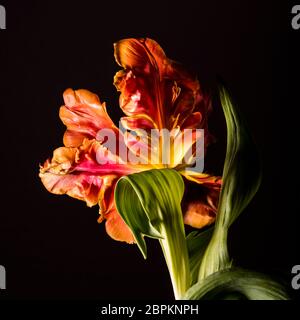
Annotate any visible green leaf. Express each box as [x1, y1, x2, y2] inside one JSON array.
[[198, 84, 262, 280], [186, 228, 213, 285], [184, 268, 289, 300], [115, 168, 190, 299]]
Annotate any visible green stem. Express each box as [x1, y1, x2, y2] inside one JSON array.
[[114, 169, 190, 299], [158, 214, 190, 300]]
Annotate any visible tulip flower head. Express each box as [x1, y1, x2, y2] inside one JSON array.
[[39, 38, 221, 244]]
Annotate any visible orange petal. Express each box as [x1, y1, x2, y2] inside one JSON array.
[[60, 89, 118, 147], [181, 174, 221, 229], [105, 207, 135, 244], [183, 201, 216, 229], [114, 38, 166, 73]]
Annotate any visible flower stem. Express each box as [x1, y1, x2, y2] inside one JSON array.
[[158, 214, 190, 300]]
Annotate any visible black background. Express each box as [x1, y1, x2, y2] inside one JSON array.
[[0, 0, 298, 300]]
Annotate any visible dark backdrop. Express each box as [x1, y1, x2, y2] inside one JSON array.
[[0, 0, 297, 300]]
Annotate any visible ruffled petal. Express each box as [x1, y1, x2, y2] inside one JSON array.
[[60, 89, 118, 147], [39, 139, 135, 208], [40, 163, 111, 209]]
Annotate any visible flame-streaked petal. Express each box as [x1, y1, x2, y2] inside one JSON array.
[[113, 38, 211, 137]]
